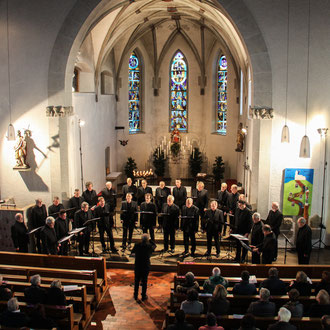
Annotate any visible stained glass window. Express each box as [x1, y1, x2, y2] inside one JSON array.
[[128, 51, 141, 133], [216, 55, 227, 135], [170, 51, 188, 132]]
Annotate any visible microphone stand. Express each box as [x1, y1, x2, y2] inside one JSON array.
[[281, 233, 294, 264]]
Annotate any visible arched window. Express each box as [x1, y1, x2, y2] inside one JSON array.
[[128, 51, 141, 133], [216, 55, 227, 135], [170, 51, 188, 132]]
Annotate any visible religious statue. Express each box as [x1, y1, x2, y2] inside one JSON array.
[[14, 130, 29, 168], [171, 125, 181, 144], [235, 123, 245, 152]]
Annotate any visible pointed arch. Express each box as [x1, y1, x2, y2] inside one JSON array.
[[216, 54, 228, 135], [128, 50, 142, 133], [169, 50, 188, 132]]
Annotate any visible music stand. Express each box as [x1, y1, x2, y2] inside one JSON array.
[[68, 227, 86, 256], [240, 240, 252, 263], [27, 226, 43, 235], [83, 217, 100, 257], [230, 234, 249, 263], [282, 233, 294, 264], [221, 225, 236, 261]]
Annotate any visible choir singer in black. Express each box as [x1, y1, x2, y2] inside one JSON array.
[[82, 181, 97, 207], [173, 179, 187, 211], [11, 213, 29, 253], [181, 198, 199, 257], [252, 225, 276, 264], [204, 200, 224, 258], [296, 217, 312, 264], [140, 193, 157, 242], [120, 193, 138, 251], [192, 181, 208, 230], [55, 210, 69, 255], [101, 182, 117, 211], [69, 189, 84, 213], [250, 212, 264, 264], [48, 196, 64, 216], [122, 178, 137, 201], [31, 199, 47, 253], [266, 202, 283, 261], [40, 217, 59, 255], [161, 195, 179, 253], [137, 179, 153, 206]]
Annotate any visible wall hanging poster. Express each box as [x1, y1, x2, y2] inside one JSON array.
[[283, 168, 314, 216]]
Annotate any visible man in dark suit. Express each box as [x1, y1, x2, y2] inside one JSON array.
[[250, 212, 264, 264], [296, 217, 312, 264], [173, 179, 187, 211], [69, 188, 84, 212], [120, 193, 138, 251], [31, 198, 47, 253], [131, 234, 156, 301], [0, 298, 29, 328], [101, 181, 117, 209], [247, 288, 276, 317], [253, 225, 276, 264], [192, 181, 208, 230], [161, 195, 180, 252], [266, 202, 283, 261], [204, 200, 224, 257], [259, 267, 287, 295], [74, 202, 94, 255], [82, 181, 98, 207], [122, 177, 137, 201], [11, 213, 29, 253], [232, 200, 252, 263], [227, 184, 239, 214], [181, 198, 199, 257], [217, 182, 229, 212], [268, 307, 297, 330], [140, 193, 157, 242], [55, 210, 69, 255], [94, 196, 117, 253], [155, 181, 171, 212], [24, 274, 46, 305], [137, 179, 153, 206], [40, 217, 58, 255], [233, 270, 257, 295], [48, 196, 64, 217]]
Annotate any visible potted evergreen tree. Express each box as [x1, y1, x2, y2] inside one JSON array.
[[189, 147, 203, 179], [124, 157, 137, 180], [153, 148, 166, 181], [212, 156, 225, 189]]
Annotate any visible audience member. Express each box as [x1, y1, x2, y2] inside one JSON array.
[[315, 271, 330, 296], [247, 288, 276, 317], [268, 307, 297, 330], [24, 274, 46, 305], [167, 310, 194, 330], [238, 314, 259, 330], [0, 275, 13, 301], [176, 272, 199, 294], [203, 267, 228, 294], [180, 289, 204, 315], [260, 268, 287, 295], [207, 284, 230, 316], [233, 271, 257, 295], [46, 280, 66, 306], [199, 312, 224, 330], [287, 271, 312, 296], [283, 289, 303, 318], [321, 315, 330, 330], [0, 297, 29, 328], [308, 289, 330, 317], [28, 304, 57, 329]]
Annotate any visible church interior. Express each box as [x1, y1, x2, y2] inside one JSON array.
[[1, 0, 330, 329]]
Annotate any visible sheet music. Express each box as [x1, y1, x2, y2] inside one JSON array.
[[230, 234, 249, 241], [63, 285, 79, 292]]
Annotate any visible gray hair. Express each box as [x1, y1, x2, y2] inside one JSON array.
[[51, 280, 62, 289], [212, 267, 221, 276], [7, 298, 19, 312], [167, 195, 174, 202], [46, 216, 55, 225], [298, 217, 306, 224], [252, 212, 260, 219], [30, 274, 41, 286], [141, 233, 149, 243], [260, 288, 270, 301], [81, 201, 89, 208], [278, 307, 291, 322]]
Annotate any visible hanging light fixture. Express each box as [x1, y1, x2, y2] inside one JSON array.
[[6, 0, 15, 141], [299, 0, 311, 158], [281, 0, 291, 143]]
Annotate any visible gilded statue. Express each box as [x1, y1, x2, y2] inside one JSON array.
[[14, 130, 29, 168]]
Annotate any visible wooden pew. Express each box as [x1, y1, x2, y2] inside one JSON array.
[[165, 311, 322, 330], [177, 261, 330, 279]]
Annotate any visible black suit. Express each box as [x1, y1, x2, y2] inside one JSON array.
[[122, 184, 137, 201], [132, 240, 156, 299], [120, 201, 138, 247], [181, 205, 199, 254], [247, 300, 276, 317], [173, 186, 187, 209], [101, 188, 117, 211], [82, 189, 97, 206], [140, 202, 157, 242], [24, 284, 46, 304], [296, 224, 312, 264], [204, 208, 224, 255], [217, 189, 229, 211], [260, 276, 287, 295], [74, 209, 94, 255], [11, 221, 29, 252], [55, 217, 69, 255], [257, 232, 276, 264], [155, 186, 171, 214], [68, 196, 84, 219], [94, 204, 116, 251], [0, 310, 29, 328], [137, 186, 153, 205], [48, 203, 64, 216], [266, 209, 283, 259], [192, 188, 208, 229], [31, 204, 47, 253], [234, 206, 252, 262], [227, 192, 239, 214], [251, 221, 264, 264], [162, 203, 179, 251], [40, 225, 58, 255]]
